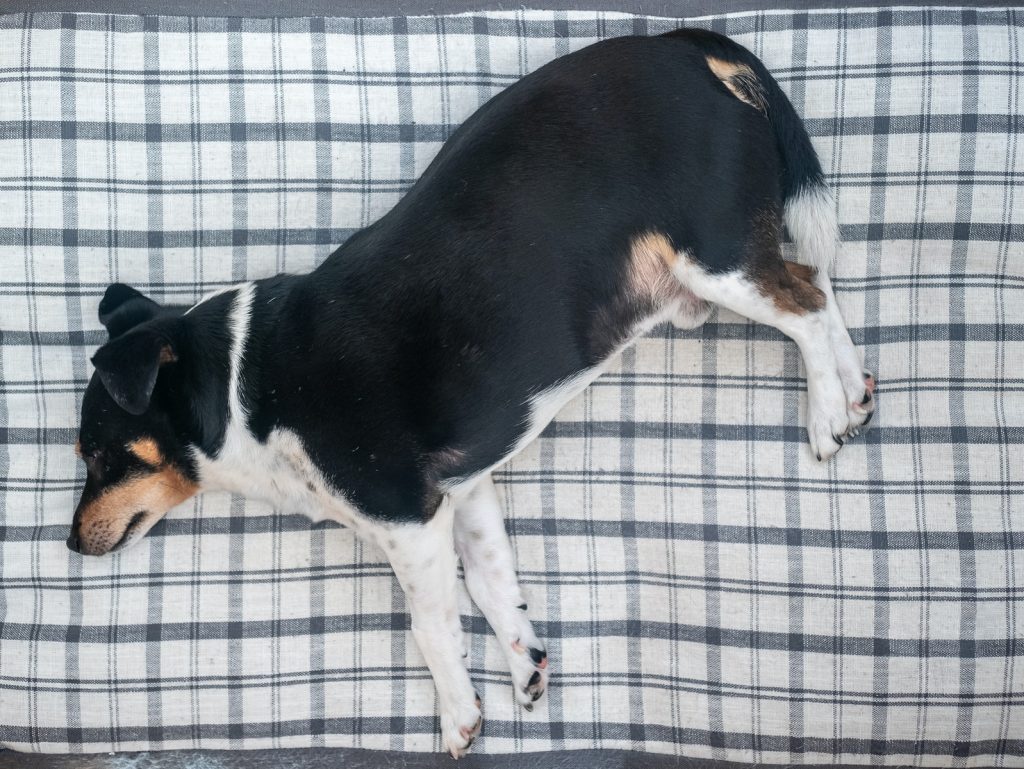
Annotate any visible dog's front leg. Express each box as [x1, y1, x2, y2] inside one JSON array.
[[453, 474, 548, 709], [381, 497, 482, 757]]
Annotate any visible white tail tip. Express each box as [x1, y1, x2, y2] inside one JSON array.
[[783, 184, 838, 274]]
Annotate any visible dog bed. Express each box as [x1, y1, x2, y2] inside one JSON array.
[[0, 7, 1021, 765]]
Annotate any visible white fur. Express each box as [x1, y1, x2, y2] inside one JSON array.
[[226, 283, 255, 425], [784, 183, 838, 273], [182, 282, 250, 316], [811, 269, 872, 423], [453, 475, 547, 708], [671, 258, 860, 461], [383, 499, 481, 757]]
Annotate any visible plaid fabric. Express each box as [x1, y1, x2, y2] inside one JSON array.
[[0, 7, 1022, 765]]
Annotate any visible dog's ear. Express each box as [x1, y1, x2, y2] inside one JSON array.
[[98, 283, 161, 339], [91, 323, 180, 415]]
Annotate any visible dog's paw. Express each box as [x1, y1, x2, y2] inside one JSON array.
[[807, 394, 852, 462], [509, 638, 549, 710], [441, 694, 482, 759], [846, 371, 876, 427]]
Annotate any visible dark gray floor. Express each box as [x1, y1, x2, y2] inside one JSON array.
[[8, 0, 1013, 16], [0, 749, 891, 769]]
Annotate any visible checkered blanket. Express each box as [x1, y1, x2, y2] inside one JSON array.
[[0, 7, 1022, 765]]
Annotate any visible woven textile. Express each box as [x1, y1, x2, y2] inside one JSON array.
[[0, 7, 1022, 765]]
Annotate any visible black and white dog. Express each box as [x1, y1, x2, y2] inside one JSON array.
[[70, 29, 875, 756]]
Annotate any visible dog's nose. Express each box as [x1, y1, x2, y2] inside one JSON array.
[[66, 530, 81, 553]]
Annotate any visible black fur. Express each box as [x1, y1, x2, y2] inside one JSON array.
[[76, 29, 828, 529], [664, 28, 827, 201], [98, 283, 162, 338]]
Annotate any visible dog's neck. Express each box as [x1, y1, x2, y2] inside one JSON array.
[[159, 282, 255, 467], [180, 280, 370, 530]]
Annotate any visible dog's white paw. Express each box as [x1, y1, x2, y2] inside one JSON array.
[[835, 344, 876, 429], [440, 693, 482, 759], [807, 389, 851, 462]]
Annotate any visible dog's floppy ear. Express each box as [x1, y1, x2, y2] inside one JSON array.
[[98, 283, 161, 339], [91, 323, 179, 415]]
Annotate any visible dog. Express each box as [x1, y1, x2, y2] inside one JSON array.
[[69, 28, 875, 757]]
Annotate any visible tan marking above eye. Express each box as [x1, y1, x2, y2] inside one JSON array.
[[74, 440, 82, 458], [128, 438, 163, 466]]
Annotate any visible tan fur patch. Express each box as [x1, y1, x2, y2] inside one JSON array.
[[627, 232, 683, 301], [77, 467, 197, 554], [588, 232, 693, 357], [741, 210, 826, 316], [755, 261, 826, 316], [783, 261, 819, 284], [705, 56, 767, 113], [74, 440, 82, 457], [128, 437, 163, 466]]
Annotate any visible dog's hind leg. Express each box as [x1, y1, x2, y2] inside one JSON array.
[[786, 261, 876, 432], [784, 190, 876, 429], [670, 224, 871, 461], [382, 498, 482, 757], [453, 474, 548, 709]]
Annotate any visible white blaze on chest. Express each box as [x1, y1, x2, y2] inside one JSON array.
[[190, 283, 366, 532], [195, 425, 365, 529]]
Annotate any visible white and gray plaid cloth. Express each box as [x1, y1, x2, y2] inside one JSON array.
[[0, 7, 1022, 765]]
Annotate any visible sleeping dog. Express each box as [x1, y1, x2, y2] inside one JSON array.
[[69, 29, 875, 756]]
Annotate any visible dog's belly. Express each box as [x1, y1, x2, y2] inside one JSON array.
[[445, 298, 692, 499]]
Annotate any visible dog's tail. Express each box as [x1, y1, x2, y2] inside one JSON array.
[[663, 28, 839, 273]]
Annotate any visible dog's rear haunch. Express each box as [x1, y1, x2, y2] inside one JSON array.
[[71, 29, 874, 756]]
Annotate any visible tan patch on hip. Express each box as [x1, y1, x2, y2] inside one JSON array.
[[627, 232, 683, 301], [588, 231, 698, 357], [743, 211, 825, 316]]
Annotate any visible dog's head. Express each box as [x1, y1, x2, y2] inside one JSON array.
[[69, 284, 200, 556]]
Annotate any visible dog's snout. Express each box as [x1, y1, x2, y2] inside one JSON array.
[[66, 528, 81, 553]]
